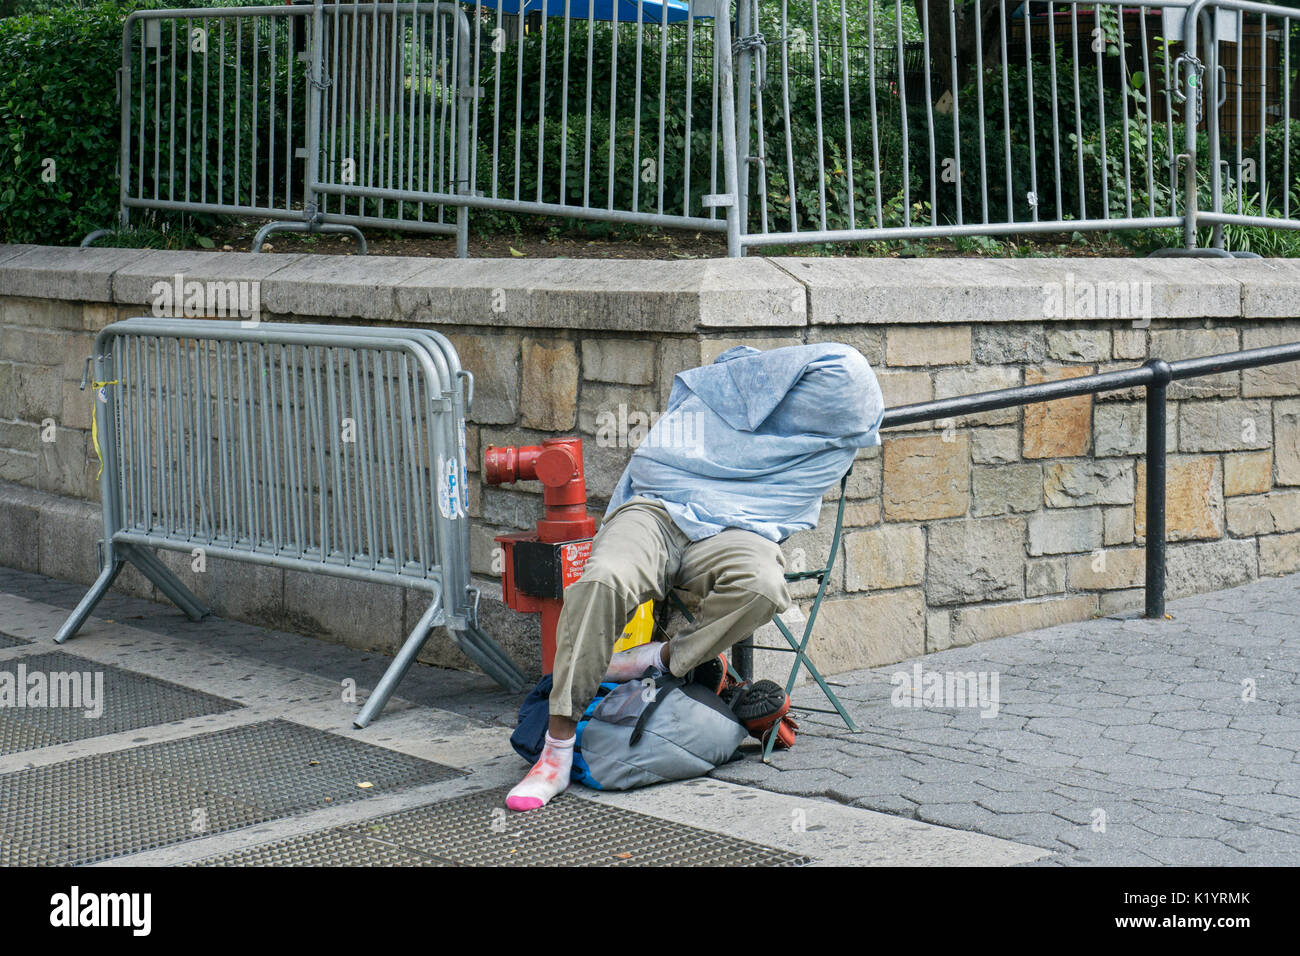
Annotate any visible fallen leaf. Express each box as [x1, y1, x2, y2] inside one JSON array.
[[614, 852, 632, 859], [508, 246, 525, 257], [357, 781, 374, 789]]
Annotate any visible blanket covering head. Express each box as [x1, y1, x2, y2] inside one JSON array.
[[605, 343, 885, 543]]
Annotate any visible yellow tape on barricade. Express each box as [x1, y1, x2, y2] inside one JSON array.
[[89, 380, 119, 480]]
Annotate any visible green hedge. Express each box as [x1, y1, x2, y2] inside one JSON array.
[[0, 3, 125, 243]]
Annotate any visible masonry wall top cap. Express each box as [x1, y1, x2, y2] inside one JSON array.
[[1, 244, 1295, 328]]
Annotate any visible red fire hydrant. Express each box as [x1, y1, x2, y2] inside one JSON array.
[[484, 437, 598, 673]]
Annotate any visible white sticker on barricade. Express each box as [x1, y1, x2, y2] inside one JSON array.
[[437, 455, 464, 520]]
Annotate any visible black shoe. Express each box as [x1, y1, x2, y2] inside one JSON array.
[[687, 653, 728, 696]]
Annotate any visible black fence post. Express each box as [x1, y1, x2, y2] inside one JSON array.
[[1144, 359, 1173, 619]]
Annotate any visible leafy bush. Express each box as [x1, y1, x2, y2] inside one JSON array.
[[0, 3, 125, 243]]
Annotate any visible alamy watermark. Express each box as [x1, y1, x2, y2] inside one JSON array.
[[594, 403, 707, 458], [890, 663, 1000, 718], [1042, 271, 1153, 328], [150, 272, 261, 325], [0, 662, 104, 718]]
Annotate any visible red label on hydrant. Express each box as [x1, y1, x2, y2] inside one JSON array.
[[560, 540, 592, 588]]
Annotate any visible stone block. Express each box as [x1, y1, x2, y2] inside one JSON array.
[[1242, 324, 1300, 397], [1113, 329, 1147, 360], [1135, 456, 1223, 542], [1047, 329, 1111, 362], [927, 517, 1027, 604], [1043, 460, 1135, 507], [793, 589, 926, 673], [1178, 399, 1272, 452], [1093, 402, 1176, 457], [1225, 491, 1300, 536], [1066, 547, 1145, 590], [581, 339, 656, 385], [844, 524, 925, 591], [1273, 400, 1300, 486], [885, 326, 971, 366], [971, 427, 1020, 464], [1027, 508, 1103, 556], [1023, 365, 1093, 459], [1260, 532, 1300, 576], [934, 366, 1022, 426], [950, 596, 1098, 646], [444, 332, 519, 425], [882, 434, 970, 521], [1224, 450, 1272, 497], [1103, 506, 1135, 545], [972, 463, 1042, 516], [1149, 328, 1240, 398], [1026, 557, 1067, 597], [1164, 539, 1256, 599]]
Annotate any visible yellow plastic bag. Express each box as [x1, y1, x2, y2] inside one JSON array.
[[612, 600, 654, 653]]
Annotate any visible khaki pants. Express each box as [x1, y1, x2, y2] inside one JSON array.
[[549, 496, 792, 719]]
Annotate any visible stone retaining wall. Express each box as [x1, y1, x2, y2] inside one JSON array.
[[2, 244, 1299, 682]]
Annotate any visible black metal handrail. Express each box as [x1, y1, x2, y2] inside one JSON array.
[[878, 341, 1300, 619]]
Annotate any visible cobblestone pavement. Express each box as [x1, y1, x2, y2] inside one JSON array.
[[4, 564, 1298, 865], [712, 573, 1300, 865]]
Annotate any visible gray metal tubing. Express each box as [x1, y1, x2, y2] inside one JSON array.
[[741, 215, 1183, 248], [53, 562, 125, 644], [91, 1, 1300, 255], [354, 598, 442, 727], [121, 317, 524, 683], [62, 319, 524, 704], [250, 219, 369, 253], [315, 181, 728, 231]]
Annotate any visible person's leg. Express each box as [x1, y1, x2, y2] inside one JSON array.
[[662, 528, 792, 677], [507, 499, 681, 811]]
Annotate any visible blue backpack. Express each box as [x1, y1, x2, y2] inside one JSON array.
[[510, 669, 748, 791]]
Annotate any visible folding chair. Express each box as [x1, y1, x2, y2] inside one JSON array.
[[666, 465, 860, 762]]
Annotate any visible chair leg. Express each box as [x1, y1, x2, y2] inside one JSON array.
[[771, 616, 859, 729]]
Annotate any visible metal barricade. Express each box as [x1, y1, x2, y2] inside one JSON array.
[[87, 0, 737, 255], [82, 0, 1300, 255], [734, 0, 1192, 250], [1184, 0, 1300, 250], [56, 318, 526, 727]]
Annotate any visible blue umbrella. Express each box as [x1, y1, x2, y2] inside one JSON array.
[[458, 0, 714, 24]]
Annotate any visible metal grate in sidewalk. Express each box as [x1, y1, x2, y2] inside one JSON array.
[[0, 719, 460, 865], [194, 785, 812, 867]]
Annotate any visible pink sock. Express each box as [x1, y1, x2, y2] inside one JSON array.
[[506, 732, 574, 811]]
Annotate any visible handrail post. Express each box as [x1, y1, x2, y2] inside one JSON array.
[[1144, 359, 1173, 619]]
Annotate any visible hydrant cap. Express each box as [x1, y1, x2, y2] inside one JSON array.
[[533, 445, 577, 486]]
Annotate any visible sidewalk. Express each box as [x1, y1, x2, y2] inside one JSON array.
[[1, 563, 1297, 866], [715, 571, 1300, 866]]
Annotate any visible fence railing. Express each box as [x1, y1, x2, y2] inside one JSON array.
[[82, 0, 1300, 255], [55, 317, 527, 728], [879, 339, 1300, 619]]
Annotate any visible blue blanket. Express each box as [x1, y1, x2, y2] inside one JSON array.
[[606, 343, 884, 542]]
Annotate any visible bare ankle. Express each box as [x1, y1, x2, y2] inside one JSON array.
[[547, 715, 577, 740]]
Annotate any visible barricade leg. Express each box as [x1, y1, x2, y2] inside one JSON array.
[[53, 560, 124, 644], [462, 621, 527, 692], [119, 543, 210, 622], [355, 599, 443, 728]]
